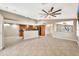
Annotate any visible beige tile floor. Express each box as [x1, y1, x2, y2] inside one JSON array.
[[0, 35, 79, 56]]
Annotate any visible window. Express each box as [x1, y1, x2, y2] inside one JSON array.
[[56, 21, 73, 32]]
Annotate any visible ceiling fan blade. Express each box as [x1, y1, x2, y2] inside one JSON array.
[[51, 15, 56, 17], [42, 9, 48, 14], [52, 13, 61, 15], [39, 13, 47, 15], [49, 7, 54, 12], [52, 9, 62, 14]]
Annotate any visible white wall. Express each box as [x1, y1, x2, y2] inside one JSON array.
[[4, 19, 36, 25], [51, 20, 77, 41], [45, 24, 51, 35], [0, 14, 4, 49], [45, 24, 53, 35], [4, 24, 19, 39], [77, 21, 79, 37], [77, 21, 79, 45]]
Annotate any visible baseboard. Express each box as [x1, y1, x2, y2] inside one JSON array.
[[4, 36, 20, 39], [52, 36, 77, 42], [76, 36, 79, 46]]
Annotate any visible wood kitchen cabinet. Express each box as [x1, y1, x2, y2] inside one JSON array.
[[19, 25, 46, 40], [39, 25, 45, 36]]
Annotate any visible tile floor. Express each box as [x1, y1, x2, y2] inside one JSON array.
[[0, 35, 79, 56]]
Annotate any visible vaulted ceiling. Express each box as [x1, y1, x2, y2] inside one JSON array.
[[0, 3, 78, 20]]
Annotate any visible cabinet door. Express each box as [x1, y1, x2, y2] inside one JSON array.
[[40, 25, 45, 36], [19, 31, 24, 37]]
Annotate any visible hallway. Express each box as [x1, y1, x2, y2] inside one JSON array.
[[0, 34, 79, 56]]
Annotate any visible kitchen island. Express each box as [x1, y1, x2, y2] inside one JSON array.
[[24, 30, 39, 40]]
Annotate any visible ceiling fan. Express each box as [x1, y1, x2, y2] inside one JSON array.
[[41, 7, 62, 18]]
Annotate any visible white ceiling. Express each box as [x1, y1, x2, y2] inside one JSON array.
[[0, 3, 78, 20]]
